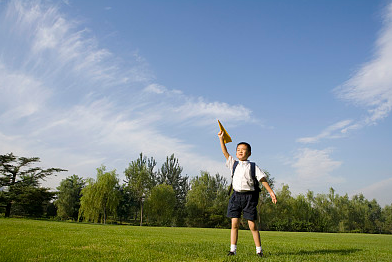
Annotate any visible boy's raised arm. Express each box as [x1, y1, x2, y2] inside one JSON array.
[[218, 131, 230, 160]]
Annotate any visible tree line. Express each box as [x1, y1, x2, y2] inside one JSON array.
[[1, 152, 391, 233]]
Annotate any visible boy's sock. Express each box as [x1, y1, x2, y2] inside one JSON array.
[[256, 246, 262, 254], [230, 244, 237, 254]]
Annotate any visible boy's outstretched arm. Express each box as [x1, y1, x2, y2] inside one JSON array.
[[260, 177, 277, 204], [218, 131, 230, 160]]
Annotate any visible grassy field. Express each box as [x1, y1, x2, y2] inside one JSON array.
[[1, 218, 392, 261]]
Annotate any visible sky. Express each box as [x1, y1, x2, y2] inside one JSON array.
[[1, 0, 392, 206]]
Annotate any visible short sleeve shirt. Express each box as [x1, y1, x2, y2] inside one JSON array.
[[226, 155, 267, 192]]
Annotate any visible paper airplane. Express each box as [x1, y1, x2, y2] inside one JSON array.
[[218, 120, 232, 144]]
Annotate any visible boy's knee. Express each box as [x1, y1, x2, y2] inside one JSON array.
[[248, 220, 258, 231], [231, 218, 240, 229]]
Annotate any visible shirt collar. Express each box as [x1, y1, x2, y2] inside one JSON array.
[[238, 160, 250, 165]]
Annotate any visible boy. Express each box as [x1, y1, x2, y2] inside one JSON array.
[[218, 130, 277, 257]]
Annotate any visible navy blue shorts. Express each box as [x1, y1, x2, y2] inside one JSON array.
[[227, 191, 259, 221]]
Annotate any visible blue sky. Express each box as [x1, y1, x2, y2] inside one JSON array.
[[1, 0, 392, 206]]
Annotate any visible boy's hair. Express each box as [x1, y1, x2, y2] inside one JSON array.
[[237, 142, 251, 154]]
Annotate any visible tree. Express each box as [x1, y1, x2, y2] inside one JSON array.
[[147, 156, 158, 188], [0, 153, 66, 217], [186, 171, 229, 228], [78, 166, 120, 224], [124, 153, 155, 226], [55, 175, 85, 221], [257, 171, 277, 230], [7, 185, 55, 217], [158, 154, 189, 226], [116, 185, 138, 224], [146, 184, 176, 226], [267, 184, 294, 231], [381, 204, 392, 234], [366, 199, 382, 233]]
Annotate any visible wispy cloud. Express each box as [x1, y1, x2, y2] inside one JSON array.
[[352, 177, 392, 206], [174, 98, 253, 126], [280, 148, 344, 193], [0, 63, 51, 121], [298, 2, 392, 144], [334, 2, 392, 129], [296, 120, 353, 144], [143, 83, 254, 128], [0, 0, 255, 186]]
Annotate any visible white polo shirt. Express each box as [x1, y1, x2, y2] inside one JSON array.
[[226, 155, 266, 192]]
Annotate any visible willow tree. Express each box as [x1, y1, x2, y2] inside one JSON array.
[[78, 166, 120, 224], [146, 184, 176, 226]]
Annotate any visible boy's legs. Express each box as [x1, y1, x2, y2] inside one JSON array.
[[231, 218, 240, 245], [247, 220, 261, 247], [227, 191, 241, 254]]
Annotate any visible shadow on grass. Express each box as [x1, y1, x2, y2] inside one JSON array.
[[274, 248, 362, 257]]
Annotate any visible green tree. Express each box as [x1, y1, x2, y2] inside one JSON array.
[[291, 194, 314, 232], [312, 192, 336, 232], [0, 153, 66, 217], [124, 153, 155, 226], [366, 199, 382, 233], [334, 193, 351, 232], [186, 171, 229, 228], [117, 185, 138, 224], [268, 184, 294, 231], [146, 184, 176, 226], [7, 185, 55, 217], [381, 204, 392, 234], [346, 194, 382, 233], [257, 171, 277, 230], [158, 154, 189, 226], [55, 175, 85, 220], [78, 166, 120, 224], [348, 194, 368, 233]]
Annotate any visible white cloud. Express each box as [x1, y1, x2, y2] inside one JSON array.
[[292, 148, 342, 180], [333, 2, 392, 130], [144, 83, 167, 94], [0, 63, 51, 121], [297, 119, 353, 144], [143, 83, 182, 95], [297, 3, 392, 145], [281, 148, 344, 194], [352, 177, 392, 207], [0, 0, 252, 188], [172, 97, 253, 128]]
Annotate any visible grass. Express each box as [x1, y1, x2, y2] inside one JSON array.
[[1, 218, 392, 261]]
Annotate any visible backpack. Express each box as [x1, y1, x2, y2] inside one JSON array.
[[228, 161, 261, 196]]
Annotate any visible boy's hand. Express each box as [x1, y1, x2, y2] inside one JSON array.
[[218, 130, 224, 139], [270, 192, 277, 204]]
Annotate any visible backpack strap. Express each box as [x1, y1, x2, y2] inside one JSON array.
[[250, 162, 261, 193], [228, 161, 238, 196]]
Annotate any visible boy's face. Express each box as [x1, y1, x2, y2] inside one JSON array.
[[236, 144, 251, 161]]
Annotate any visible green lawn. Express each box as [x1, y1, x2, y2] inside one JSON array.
[[1, 218, 392, 261]]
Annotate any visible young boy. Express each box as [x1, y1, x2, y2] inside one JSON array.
[[218, 130, 277, 257]]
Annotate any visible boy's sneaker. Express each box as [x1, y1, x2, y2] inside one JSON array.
[[227, 251, 236, 256], [257, 251, 263, 258]]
